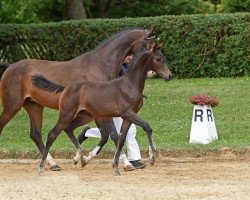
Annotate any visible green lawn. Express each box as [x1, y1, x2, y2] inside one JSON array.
[[0, 77, 249, 158]]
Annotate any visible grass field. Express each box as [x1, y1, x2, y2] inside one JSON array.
[[0, 77, 249, 158]]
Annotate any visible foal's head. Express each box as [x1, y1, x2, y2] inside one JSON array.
[[145, 44, 172, 81]]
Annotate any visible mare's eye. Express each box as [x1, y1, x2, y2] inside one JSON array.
[[155, 58, 160, 61]]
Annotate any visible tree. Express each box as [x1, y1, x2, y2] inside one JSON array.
[[85, 0, 215, 18], [0, 0, 41, 24], [221, 0, 250, 13], [0, 0, 221, 24], [0, 0, 86, 24], [66, 0, 87, 19], [0, 0, 67, 24]]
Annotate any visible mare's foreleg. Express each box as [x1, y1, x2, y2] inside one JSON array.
[[113, 119, 132, 176], [123, 112, 156, 165], [23, 100, 61, 171]]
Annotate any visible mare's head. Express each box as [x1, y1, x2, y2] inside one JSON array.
[[128, 26, 157, 55], [92, 26, 159, 79], [145, 44, 172, 81]]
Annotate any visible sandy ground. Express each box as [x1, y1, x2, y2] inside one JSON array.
[[0, 157, 249, 200]]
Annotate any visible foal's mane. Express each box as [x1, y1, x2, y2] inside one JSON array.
[[94, 27, 145, 50], [124, 49, 149, 73]]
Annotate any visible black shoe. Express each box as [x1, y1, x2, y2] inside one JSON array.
[[129, 160, 147, 169], [77, 126, 90, 144]]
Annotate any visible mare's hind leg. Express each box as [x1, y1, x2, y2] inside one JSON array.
[[0, 92, 24, 134], [23, 99, 61, 171]]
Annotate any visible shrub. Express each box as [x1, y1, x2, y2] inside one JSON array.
[[0, 13, 249, 78]]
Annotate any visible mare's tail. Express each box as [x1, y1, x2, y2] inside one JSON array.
[[0, 62, 10, 79], [31, 74, 65, 94]]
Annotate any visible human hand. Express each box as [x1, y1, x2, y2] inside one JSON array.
[[146, 70, 156, 78]]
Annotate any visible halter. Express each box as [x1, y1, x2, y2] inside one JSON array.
[[141, 30, 156, 51]]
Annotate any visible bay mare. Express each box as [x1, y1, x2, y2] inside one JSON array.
[[32, 44, 172, 176], [0, 27, 157, 170]]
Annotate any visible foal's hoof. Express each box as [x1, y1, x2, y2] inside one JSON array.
[[114, 170, 121, 176], [73, 159, 78, 166], [149, 159, 155, 166], [50, 165, 62, 171], [38, 169, 45, 176], [124, 165, 136, 172], [80, 156, 87, 168]]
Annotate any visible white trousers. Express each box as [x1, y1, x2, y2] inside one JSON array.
[[85, 117, 141, 161]]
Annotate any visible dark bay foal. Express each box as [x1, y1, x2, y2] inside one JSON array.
[[32, 44, 172, 176]]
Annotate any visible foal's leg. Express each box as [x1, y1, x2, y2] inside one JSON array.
[[74, 118, 113, 165], [39, 109, 79, 175], [39, 122, 66, 176], [63, 111, 93, 167], [82, 120, 110, 165], [96, 118, 132, 168], [76, 117, 131, 167], [123, 112, 156, 165], [85, 118, 115, 161], [23, 100, 60, 171], [94, 118, 132, 169], [113, 119, 132, 176]]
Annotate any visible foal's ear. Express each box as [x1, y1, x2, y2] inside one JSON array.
[[147, 26, 157, 38], [157, 43, 164, 50], [149, 42, 157, 53]]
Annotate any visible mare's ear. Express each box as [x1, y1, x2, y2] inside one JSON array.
[[147, 26, 157, 38]]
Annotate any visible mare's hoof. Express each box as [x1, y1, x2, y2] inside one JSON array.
[[50, 165, 62, 171], [149, 159, 155, 166], [124, 165, 136, 172]]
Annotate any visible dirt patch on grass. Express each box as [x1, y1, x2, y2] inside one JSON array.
[[0, 157, 249, 200]]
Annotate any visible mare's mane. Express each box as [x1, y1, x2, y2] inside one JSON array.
[[94, 27, 145, 50]]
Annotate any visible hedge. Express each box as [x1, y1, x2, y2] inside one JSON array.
[[0, 13, 249, 78]]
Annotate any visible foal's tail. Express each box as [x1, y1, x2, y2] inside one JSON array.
[[0, 62, 10, 79], [31, 74, 65, 94]]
